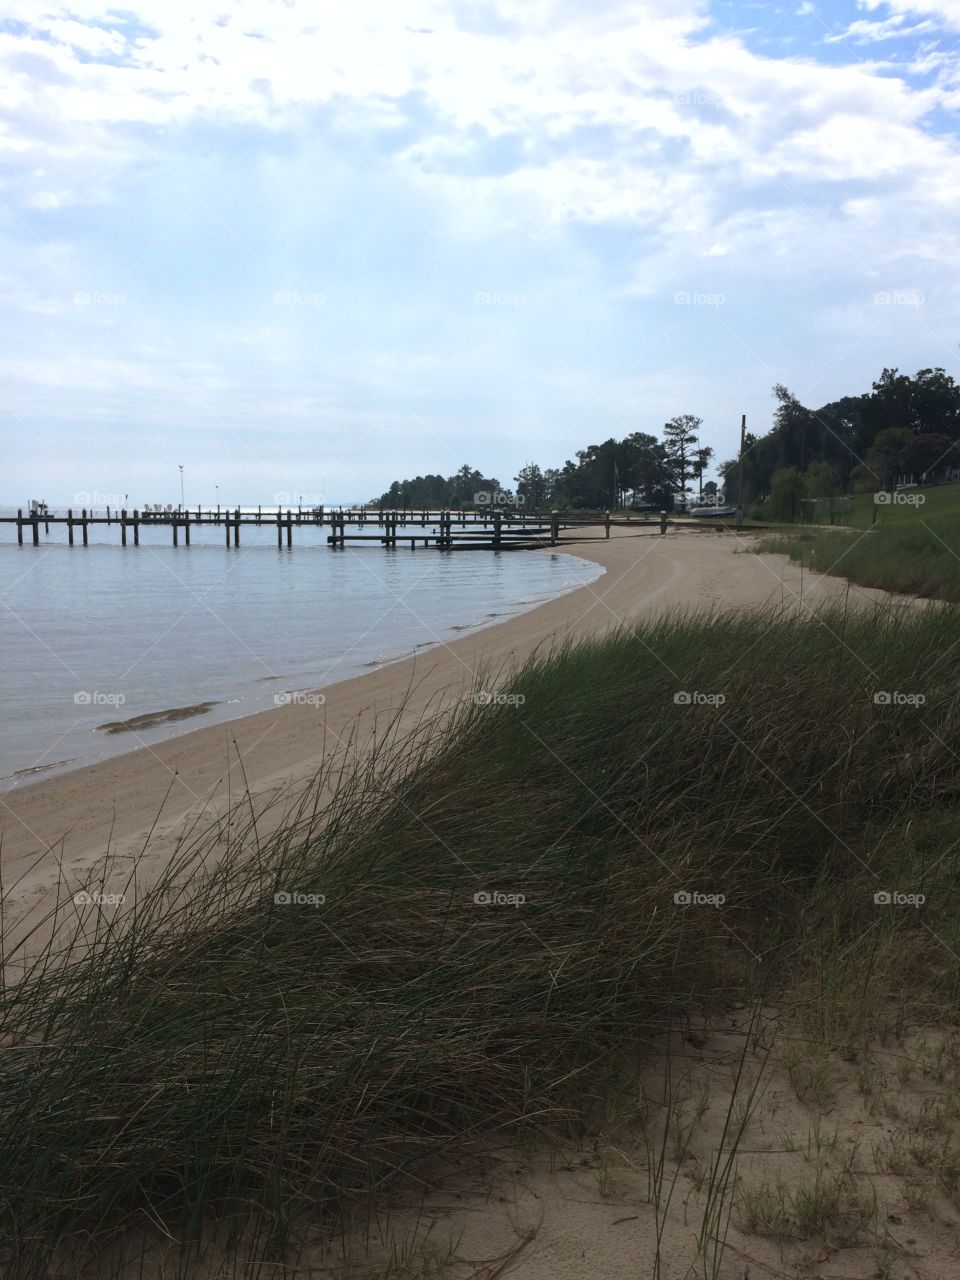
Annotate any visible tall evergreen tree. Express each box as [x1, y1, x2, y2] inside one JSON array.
[[662, 415, 702, 511]]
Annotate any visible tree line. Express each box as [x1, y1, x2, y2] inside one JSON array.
[[372, 366, 960, 517], [374, 418, 715, 512], [720, 367, 960, 520]]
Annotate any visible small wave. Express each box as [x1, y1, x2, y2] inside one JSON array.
[[362, 653, 408, 667], [1, 758, 78, 783]]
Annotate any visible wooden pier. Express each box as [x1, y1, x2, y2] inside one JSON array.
[[1, 504, 749, 551]]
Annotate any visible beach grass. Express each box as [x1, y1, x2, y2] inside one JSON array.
[[759, 516, 960, 601], [2, 605, 960, 1276]]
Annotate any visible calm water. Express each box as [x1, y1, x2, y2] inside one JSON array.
[[0, 513, 602, 787]]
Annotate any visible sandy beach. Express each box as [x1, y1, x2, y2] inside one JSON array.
[[3, 527, 952, 1280], [0, 528, 891, 909]]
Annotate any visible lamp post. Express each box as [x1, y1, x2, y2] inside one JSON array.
[[179, 465, 184, 512]]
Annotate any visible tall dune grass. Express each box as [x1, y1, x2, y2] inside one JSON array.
[[2, 606, 959, 1276]]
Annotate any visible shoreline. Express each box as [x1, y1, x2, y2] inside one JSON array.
[[0, 550, 602, 793], [0, 529, 896, 910]]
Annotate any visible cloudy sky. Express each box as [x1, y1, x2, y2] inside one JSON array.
[[3, 0, 960, 507]]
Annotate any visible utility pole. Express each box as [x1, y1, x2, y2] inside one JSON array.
[[737, 415, 746, 510]]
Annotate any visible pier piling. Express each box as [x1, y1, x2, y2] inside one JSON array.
[[2, 505, 678, 552]]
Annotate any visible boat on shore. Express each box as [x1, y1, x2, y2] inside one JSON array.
[[688, 505, 738, 519]]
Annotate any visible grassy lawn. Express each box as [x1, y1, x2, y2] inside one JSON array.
[[830, 480, 960, 530], [759, 481, 960, 600]]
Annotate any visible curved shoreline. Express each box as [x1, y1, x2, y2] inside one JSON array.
[[0, 530, 893, 905], [0, 552, 602, 793]]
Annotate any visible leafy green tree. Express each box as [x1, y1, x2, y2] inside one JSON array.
[[719, 431, 768, 507], [899, 432, 959, 481], [515, 463, 548, 509], [867, 428, 913, 492], [803, 459, 838, 499], [912, 368, 960, 439], [631, 440, 674, 509], [767, 467, 805, 522]]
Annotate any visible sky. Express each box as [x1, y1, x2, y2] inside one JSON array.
[[2, 0, 960, 507]]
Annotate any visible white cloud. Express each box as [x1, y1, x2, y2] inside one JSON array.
[[825, 14, 936, 40], [858, 0, 960, 28], [0, 0, 953, 226], [3, 0, 960, 498]]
